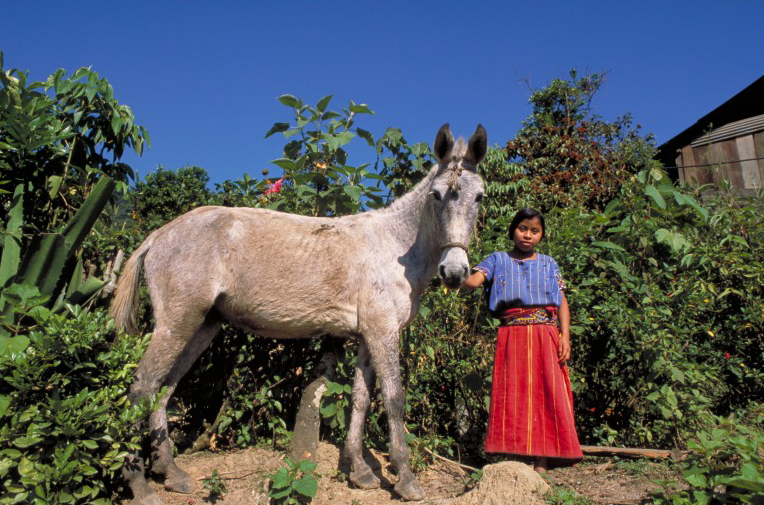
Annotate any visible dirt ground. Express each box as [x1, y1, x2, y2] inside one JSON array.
[[134, 442, 678, 505]]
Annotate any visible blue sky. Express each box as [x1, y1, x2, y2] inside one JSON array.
[[3, 1, 762, 186]]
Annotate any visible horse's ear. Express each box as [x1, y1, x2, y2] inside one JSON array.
[[465, 124, 487, 168], [433, 123, 455, 162]]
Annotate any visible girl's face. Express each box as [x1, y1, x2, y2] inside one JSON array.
[[512, 217, 544, 253]]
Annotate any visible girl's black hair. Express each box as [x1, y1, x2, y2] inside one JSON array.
[[509, 208, 545, 238]]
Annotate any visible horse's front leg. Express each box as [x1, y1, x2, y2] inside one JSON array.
[[366, 332, 425, 501], [345, 339, 380, 489]]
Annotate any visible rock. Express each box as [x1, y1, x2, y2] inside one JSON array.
[[457, 461, 550, 505]]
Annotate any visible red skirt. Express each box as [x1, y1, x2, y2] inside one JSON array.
[[484, 307, 583, 464]]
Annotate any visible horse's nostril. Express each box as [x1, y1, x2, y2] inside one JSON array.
[[439, 265, 446, 278], [463, 266, 469, 277]]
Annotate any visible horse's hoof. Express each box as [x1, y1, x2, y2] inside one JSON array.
[[394, 478, 425, 501], [164, 471, 195, 494], [129, 491, 163, 505], [349, 469, 380, 490]]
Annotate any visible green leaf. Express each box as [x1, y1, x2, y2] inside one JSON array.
[[672, 191, 709, 221], [349, 104, 373, 115], [592, 241, 625, 251], [343, 185, 362, 201], [47, 175, 63, 200], [321, 111, 341, 121], [0, 395, 10, 417], [684, 473, 707, 487], [265, 122, 290, 138], [721, 234, 749, 248], [0, 335, 30, 357], [320, 403, 337, 417], [316, 95, 333, 113], [62, 274, 106, 309], [271, 158, 296, 171], [293, 475, 318, 498], [644, 184, 666, 209], [336, 131, 354, 146], [655, 228, 671, 244], [14, 436, 43, 448], [297, 460, 317, 473], [278, 94, 299, 107], [270, 468, 291, 489], [110, 112, 123, 135]]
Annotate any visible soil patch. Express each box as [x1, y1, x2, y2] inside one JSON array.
[[545, 459, 679, 505], [126, 444, 678, 505]]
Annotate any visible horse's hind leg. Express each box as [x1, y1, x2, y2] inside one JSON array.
[[149, 322, 221, 493], [344, 340, 380, 489], [123, 320, 219, 504]]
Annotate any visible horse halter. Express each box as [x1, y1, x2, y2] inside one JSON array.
[[440, 241, 470, 253]]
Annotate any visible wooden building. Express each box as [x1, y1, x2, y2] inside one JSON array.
[[656, 75, 764, 196]]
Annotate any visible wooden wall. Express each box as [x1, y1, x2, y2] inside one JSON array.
[[675, 130, 764, 195]]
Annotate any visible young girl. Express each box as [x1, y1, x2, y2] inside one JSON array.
[[463, 208, 582, 471]]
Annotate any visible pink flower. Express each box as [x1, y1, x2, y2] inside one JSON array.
[[264, 178, 284, 195]]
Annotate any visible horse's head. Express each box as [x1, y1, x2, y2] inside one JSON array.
[[430, 123, 487, 289]]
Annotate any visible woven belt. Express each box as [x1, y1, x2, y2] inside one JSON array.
[[500, 307, 558, 326]]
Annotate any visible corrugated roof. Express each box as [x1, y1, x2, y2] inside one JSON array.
[[690, 114, 764, 147]]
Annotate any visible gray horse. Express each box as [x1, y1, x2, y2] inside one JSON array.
[[111, 123, 487, 504]]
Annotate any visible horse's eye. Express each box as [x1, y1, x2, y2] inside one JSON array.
[[475, 193, 484, 202], [430, 190, 442, 201]]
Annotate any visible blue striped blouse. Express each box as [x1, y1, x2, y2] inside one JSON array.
[[473, 252, 566, 315]]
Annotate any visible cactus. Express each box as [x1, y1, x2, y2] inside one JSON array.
[[0, 184, 25, 312], [0, 176, 116, 323]]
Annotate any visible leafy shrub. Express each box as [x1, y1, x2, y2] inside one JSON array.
[[543, 169, 764, 448], [0, 305, 149, 505], [654, 410, 764, 505], [129, 165, 212, 231], [269, 457, 319, 505], [263, 94, 431, 216], [505, 69, 656, 212], [201, 468, 229, 503], [0, 52, 146, 249], [545, 485, 593, 505]]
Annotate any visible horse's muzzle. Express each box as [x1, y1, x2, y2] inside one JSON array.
[[439, 264, 469, 289]]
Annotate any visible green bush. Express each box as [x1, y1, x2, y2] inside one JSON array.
[[544, 170, 764, 448], [505, 69, 655, 212], [654, 409, 764, 505], [0, 305, 149, 505]]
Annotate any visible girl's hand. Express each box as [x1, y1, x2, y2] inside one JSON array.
[[558, 334, 571, 364], [461, 271, 486, 290]]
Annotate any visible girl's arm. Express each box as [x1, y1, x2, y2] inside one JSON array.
[[461, 270, 486, 290], [558, 292, 571, 363]]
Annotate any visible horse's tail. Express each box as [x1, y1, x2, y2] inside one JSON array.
[[110, 237, 152, 335]]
